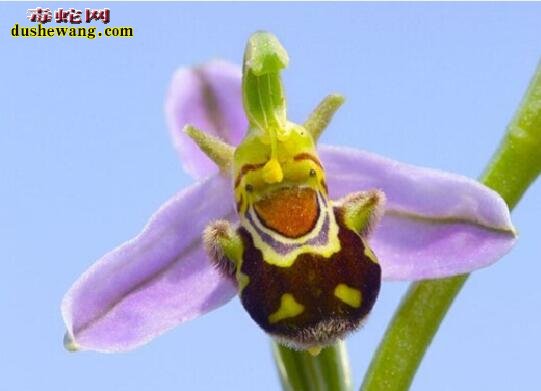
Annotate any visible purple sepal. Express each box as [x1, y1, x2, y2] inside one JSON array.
[[165, 60, 248, 179], [320, 145, 516, 280], [61, 174, 237, 352]]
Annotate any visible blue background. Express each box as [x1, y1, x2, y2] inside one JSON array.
[[2, 2, 540, 390]]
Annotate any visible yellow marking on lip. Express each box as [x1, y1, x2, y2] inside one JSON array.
[[334, 283, 362, 308], [268, 293, 305, 323], [237, 271, 250, 293], [243, 192, 341, 268], [363, 241, 379, 264]]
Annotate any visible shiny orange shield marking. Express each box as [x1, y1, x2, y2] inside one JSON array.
[[254, 187, 319, 238]]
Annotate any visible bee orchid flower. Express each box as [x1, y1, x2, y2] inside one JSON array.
[[61, 32, 516, 354]]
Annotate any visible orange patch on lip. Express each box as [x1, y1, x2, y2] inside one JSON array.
[[254, 187, 320, 238]]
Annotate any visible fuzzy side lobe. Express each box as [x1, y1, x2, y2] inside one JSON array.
[[238, 207, 382, 349]]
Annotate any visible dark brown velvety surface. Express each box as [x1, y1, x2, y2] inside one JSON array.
[[238, 207, 381, 347]]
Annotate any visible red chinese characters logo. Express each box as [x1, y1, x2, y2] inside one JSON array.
[[27, 7, 110, 24], [54, 8, 82, 24], [27, 7, 52, 24], [86, 8, 110, 24]]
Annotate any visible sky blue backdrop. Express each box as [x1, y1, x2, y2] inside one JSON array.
[[2, 2, 541, 390]]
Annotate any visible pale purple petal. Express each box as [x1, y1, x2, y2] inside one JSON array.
[[61, 174, 237, 352], [320, 145, 517, 281], [165, 60, 248, 178]]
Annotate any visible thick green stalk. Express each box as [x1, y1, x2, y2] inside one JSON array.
[[361, 61, 541, 391], [273, 341, 353, 391]]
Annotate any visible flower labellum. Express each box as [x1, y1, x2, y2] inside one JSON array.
[[61, 31, 516, 354]]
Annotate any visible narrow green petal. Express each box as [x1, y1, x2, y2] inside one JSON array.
[[304, 94, 345, 141]]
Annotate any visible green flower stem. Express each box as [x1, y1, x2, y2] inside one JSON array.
[[273, 341, 353, 391], [361, 61, 541, 391]]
